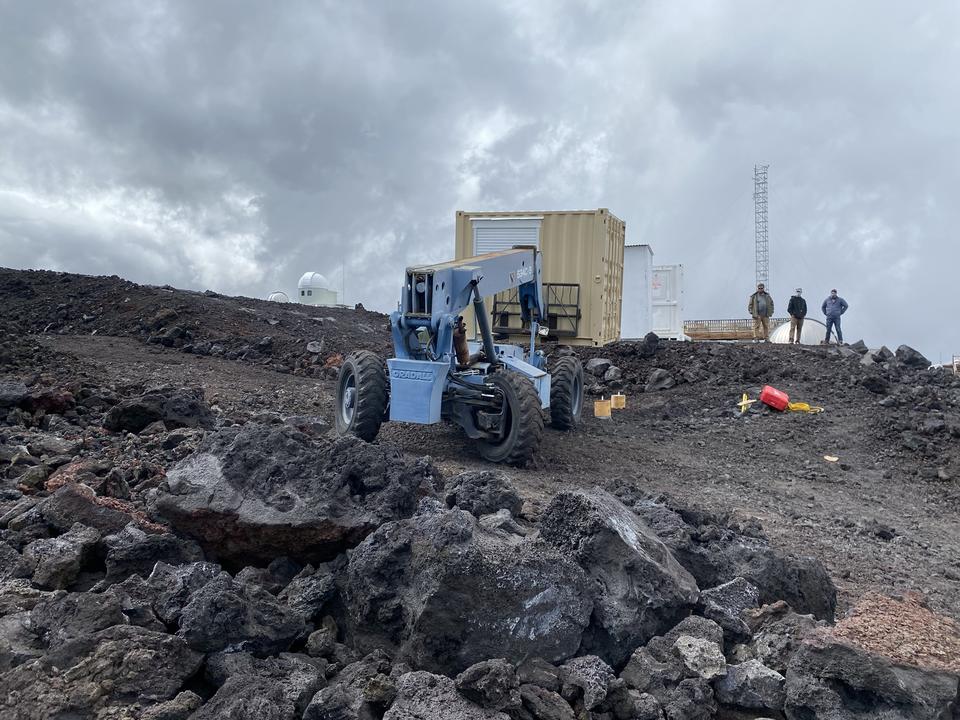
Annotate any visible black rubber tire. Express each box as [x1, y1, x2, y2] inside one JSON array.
[[478, 371, 544, 466], [550, 356, 584, 430], [335, 351, 388, 442]]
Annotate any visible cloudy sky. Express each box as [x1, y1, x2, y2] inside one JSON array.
[[1, 1, 958, 362]]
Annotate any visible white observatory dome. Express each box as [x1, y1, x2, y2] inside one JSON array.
[[267, 291, 290, 303], [298, 272, 330, 290], [770, 318, 827, 345], [297, 271, 338, 307]]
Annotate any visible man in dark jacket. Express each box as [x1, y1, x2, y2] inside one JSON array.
[[787, 288, 807, 344], [821, 289, 849, 344], [748, 283, 774, 342]]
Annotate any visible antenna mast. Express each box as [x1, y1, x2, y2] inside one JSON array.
[[754, 164, 769, 288]]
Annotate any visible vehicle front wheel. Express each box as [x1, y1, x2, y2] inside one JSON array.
[[477, 371, 544, 465], [334, 351, 388, 442]]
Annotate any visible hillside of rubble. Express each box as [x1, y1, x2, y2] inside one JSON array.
[[2, 266, 959, 719]]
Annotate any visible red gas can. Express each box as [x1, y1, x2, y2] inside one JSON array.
[[759, 385, 790, 411]]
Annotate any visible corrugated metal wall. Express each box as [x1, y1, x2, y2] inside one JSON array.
[[455, 209, 625, 346]]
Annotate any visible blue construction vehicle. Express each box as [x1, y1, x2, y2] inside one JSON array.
[[334, 247, 584, 464]]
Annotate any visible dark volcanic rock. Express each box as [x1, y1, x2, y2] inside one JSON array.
[[102, 523, 204, 583], [456, 658, 521, 711], [277, 563, 338, 622], [193, 652, 325, 720], [444, 470, 523, 518], [645, 368, 676, 392], [540, 487, 699, 666], [784, 635, 959, 719], [714, 659, 785, 711], [103, 387, 214, 434], [151, 425, 437, 564], [35, 483, 135, 534], [895, 344, 931, 370], [177, 572, 306, 655], [559, 655, 615, 711], [0, 380, 29, 408], [29, 589, 128, 649], [730, 600, 824, 674], [0, 625, 203, 720], [146, 560, 222, 624], [633, 497, 837, 621], [697, 577, 760, 640], [0, 543, 32, 581], [518, 684, 576, 720], [343, 501, 593, 674], [384, 671, 510, 720], [22, 522, 100, 589]]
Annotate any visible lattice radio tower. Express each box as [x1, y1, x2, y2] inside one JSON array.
[[753, 164, 769, 288]]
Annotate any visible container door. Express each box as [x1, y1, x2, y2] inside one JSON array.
[[472, 218, 541, 255], [652, 264, 684, 339]]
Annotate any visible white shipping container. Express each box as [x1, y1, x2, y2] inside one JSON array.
[[621, 244, 654, 339], [652, 264, 685, 339]]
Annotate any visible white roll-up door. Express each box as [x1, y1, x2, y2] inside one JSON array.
[[472, 217, 542, 255]]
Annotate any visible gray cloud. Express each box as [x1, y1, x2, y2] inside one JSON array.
[[1, 0, 957, 362]]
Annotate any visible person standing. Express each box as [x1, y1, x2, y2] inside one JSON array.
[[748, 282, 774, 342], [787, 288, 807, 344], [821, 289, 849, 344]]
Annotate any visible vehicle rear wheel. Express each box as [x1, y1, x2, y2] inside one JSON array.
[[335, 351, 388, 442], [478, 371, 544, 466], [549, 356, 584, 430]]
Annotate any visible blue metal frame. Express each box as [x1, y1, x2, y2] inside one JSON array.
[[387, 248, 549, 425]]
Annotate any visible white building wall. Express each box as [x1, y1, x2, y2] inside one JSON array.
[[651, 264, 685, 339], [621, 244, 654, 339]]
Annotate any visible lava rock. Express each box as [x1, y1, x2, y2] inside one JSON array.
[[146, 560, 222, 624], [0, 380, 29, 408], [0, 544, 32, 581], [104, 387, 214, 433], [152, 426, 437, 564], [517, 657, 562, 692], [0, 611, 43, 671], [456, 659, 521, 711], [730, 601, 824, 674], [559, 655, 615, 710], [784, 635, 959, 718], [35, 483, 135, 534], [102, 523, 204, 583], [343, 503, 593, 674], [872, 345, 895, 363], [586, 358, 613, 377], [645, 368, 676, 392], [22, 522, 100, 589], [140, 691, 203, 720], [277, 563, 338, 622], [895, 344, 931, 370], [518, 684, 576, 720], [177, 572, 306, 655], [634, 499, 837, 621], [861, 373, 891, 395], [444, 470, 523, 518], [714, 659, 785, 711], [603, 366, 623, 383], [672, 635, 726, 681], [384, 671, 510, 720], [697, 577, 760, 640], [29, 589, 128, 649], [193, 653, 325, 719], [0, 579, 52, 615], [539, 487, 699, 666], [0, 625, 202, 720], [848, 339, 869, 355]]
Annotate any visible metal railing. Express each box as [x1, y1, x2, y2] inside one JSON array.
[[491, 283, 581, 338], [683, 317, 790, 341]]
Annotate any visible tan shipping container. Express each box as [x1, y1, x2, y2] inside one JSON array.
[[455, 208, 624, 347]]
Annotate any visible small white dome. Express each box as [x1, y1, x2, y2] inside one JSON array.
[[298, 272, 330, 290], [267, 291, 290, 303]]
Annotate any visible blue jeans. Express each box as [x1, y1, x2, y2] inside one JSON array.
[[825, 316, 842, 343]]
